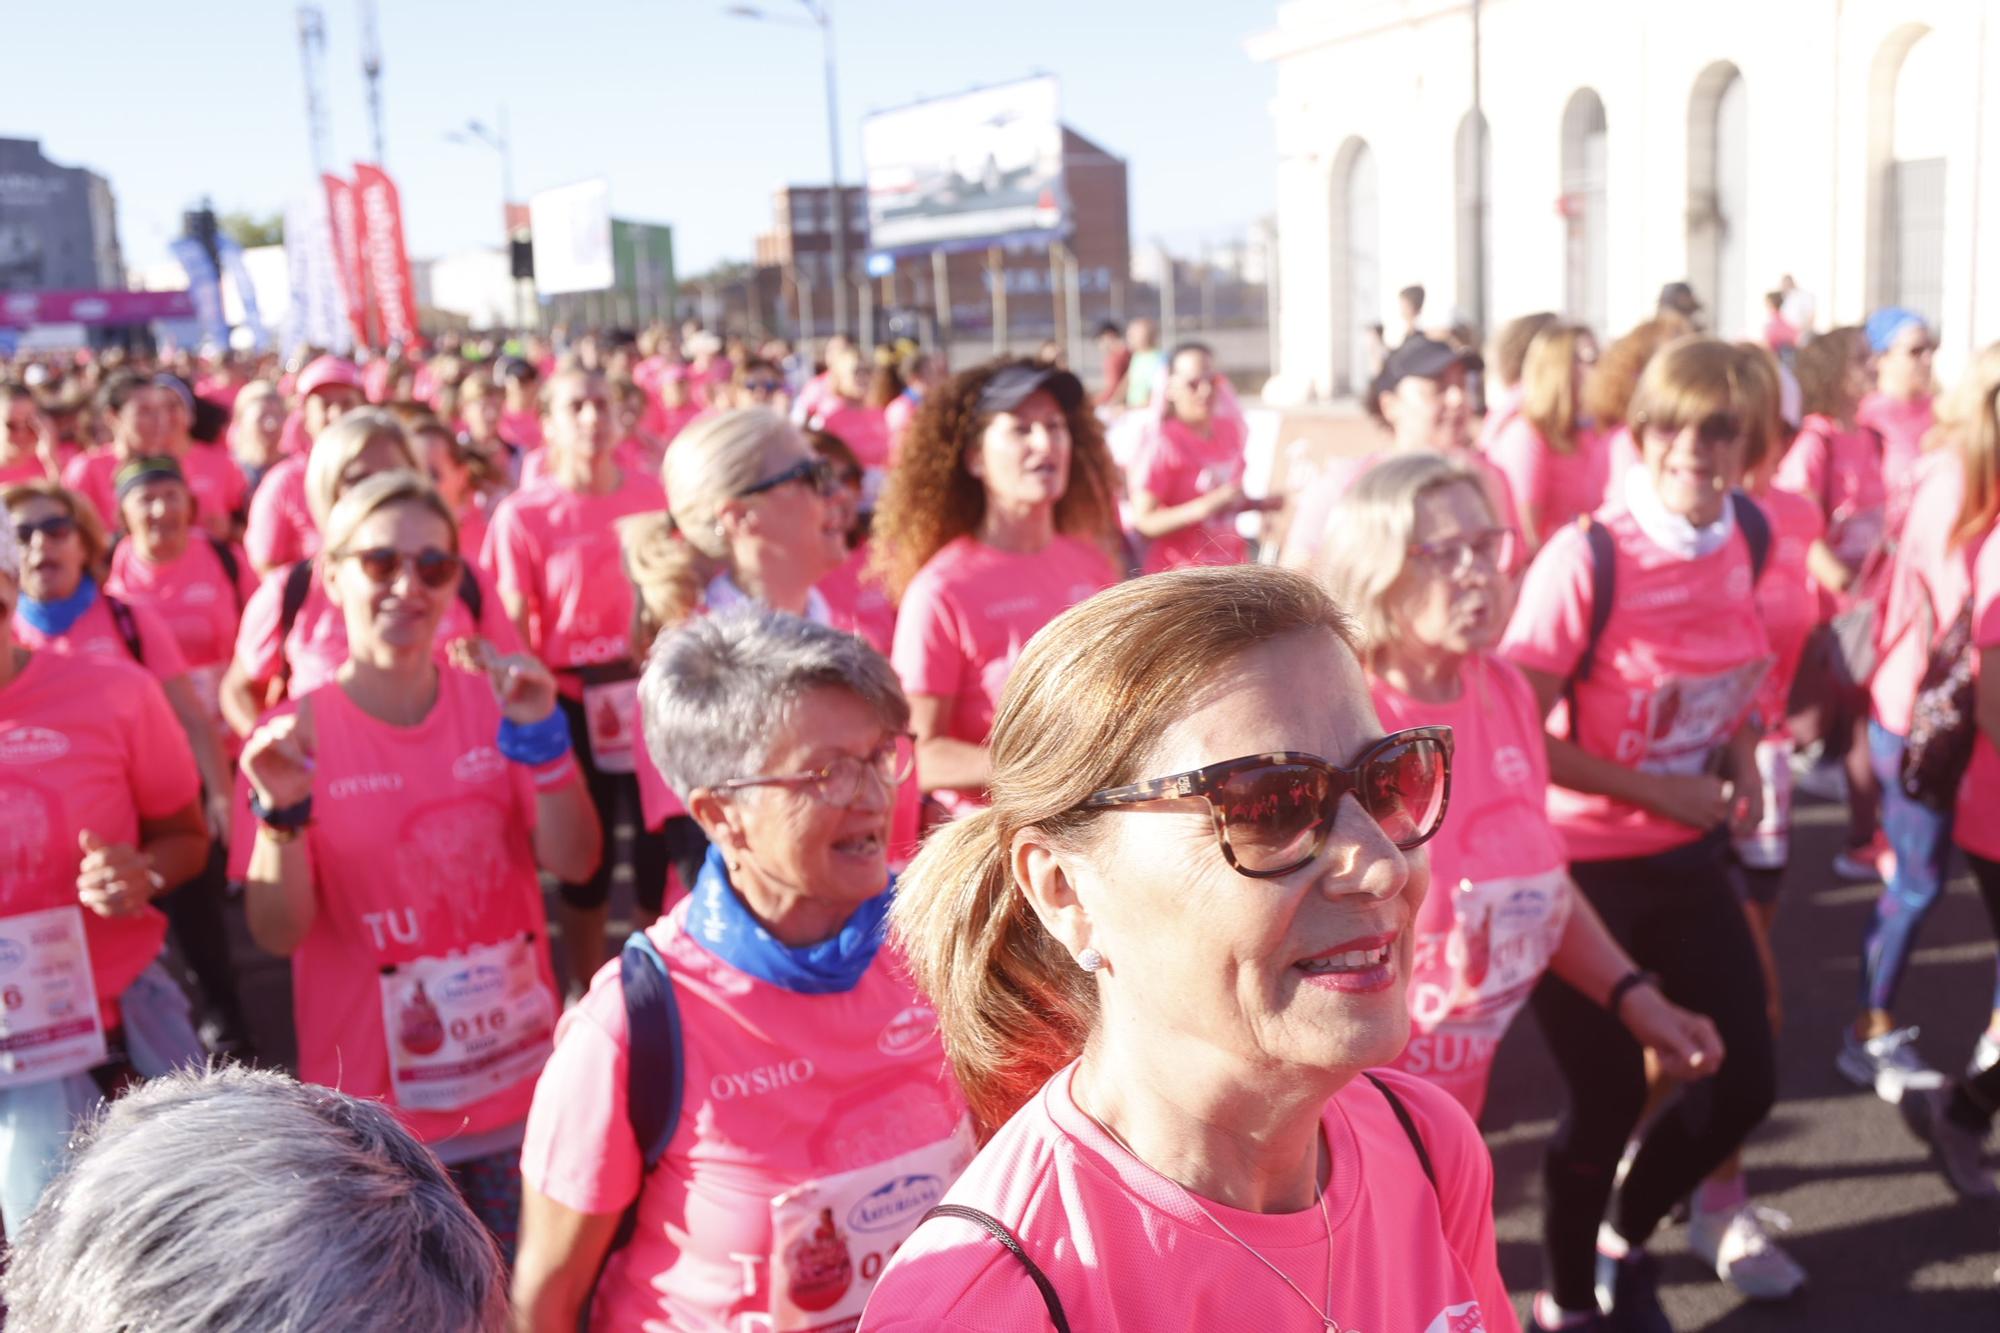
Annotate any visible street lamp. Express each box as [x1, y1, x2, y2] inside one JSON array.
[[445, 110, 526, 329], [726, 0, 850, 337]]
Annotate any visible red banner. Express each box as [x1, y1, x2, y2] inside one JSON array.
[[354, 163, 420, 348], [322, 172, 373, 348]]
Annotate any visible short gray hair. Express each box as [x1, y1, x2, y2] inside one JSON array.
[[639, 606, 910, 798], [1, 1066, 508, 1332]]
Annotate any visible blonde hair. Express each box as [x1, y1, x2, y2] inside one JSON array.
[[621, 408, 798, 655], [1, 480, 111, 578], [1521, 324, 1589, 454], [1486, 312, 1559, 389], [1315, 453, 1491, 661], [1946, 343, 2000, 549], [319, 469, 459, 562], [890, 566, 1361, 1137], [1627, 336, 1748, 438], [305, 410, 416, 535]]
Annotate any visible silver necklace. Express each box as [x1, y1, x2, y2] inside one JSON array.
[[1084, 1105, 1353, 1333]]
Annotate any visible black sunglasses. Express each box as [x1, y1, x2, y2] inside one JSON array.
[[738, 456, 836, 499], [343, 546, 463, 591], [1075, 726, 1453, 878], [13, 515, 77, 545]]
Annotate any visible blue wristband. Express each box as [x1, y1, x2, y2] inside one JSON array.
[[497, 710, 572, 766]]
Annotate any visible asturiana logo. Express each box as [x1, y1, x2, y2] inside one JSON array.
[[846, 1173, 946, 1235], [0, 726, 69, 763], [877, 1003, 940, 1057]]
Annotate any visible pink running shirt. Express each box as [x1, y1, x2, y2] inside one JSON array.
[[107, 537, 256, 672], [16, 592, 188, 684], [242, 453, 318, 571], [1746, 487, 1825, 735], [1872, 452, 1969, 736], [860, 1064, 1516, 1333], [1486, 419, 1610, 546], [1857, 391, 1936, 537], [519, 903, 968, 1332], [1373, 654, 1572, 1119], [810, 402, 892, 473], [64, 444, 246, 537], [1137, 415, 1248, 572], [1773, 415, 1888, 605], [1953, 524, 2000, 860], [817, 542, 896, 657]]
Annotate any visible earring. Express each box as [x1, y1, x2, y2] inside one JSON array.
[[1077, 948, 1105, 974]]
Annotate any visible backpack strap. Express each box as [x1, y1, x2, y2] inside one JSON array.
[[916, 1204, 1073, 1333], [1728, 490, 1772, 583], [1562, 514, 1618, 742], [271, 558, 316, 698], [600, 927, 686, 1266], [204, 533, 245, 613], [456, 563, 484, 622], [1362, 1072, 1438, 1193], [103, 593, 145, 666]]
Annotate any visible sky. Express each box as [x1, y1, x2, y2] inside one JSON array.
[[6, 1, 1281, 280]]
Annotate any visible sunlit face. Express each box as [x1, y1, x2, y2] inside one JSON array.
[[241, 389, 286, 442], [728, 432, 845, 579], [1166, 349, 1217, 425], [326, 501, 457, 658], [1066, 629, 1425, 1074], [546, 373, 613, 461], [119, 479, 194, 562], [118, 386, 180, 455], [9, 494, 85, 602], [1384, 482, 1512, 659], [1878, 322, 1936, 399], [1639, 410, 1746, 526], [304, 384, 364, 438], [1383, 367, 1470, 453], [967, 390, 1072, 513]]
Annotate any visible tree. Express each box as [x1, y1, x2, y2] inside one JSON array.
[[219, 211, 285, 248]]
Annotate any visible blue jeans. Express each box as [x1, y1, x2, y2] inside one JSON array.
[[1858, 721, 1990, 1014]]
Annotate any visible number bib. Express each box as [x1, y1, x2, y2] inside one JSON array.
[[0, 907, 108, 1090], [582, 677, 642, 775], [1636, 658, 1772, 776], [378, 933, 555, 1113], [766, 1119, 976, 1332]]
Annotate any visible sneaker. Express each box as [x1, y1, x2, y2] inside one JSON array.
[[1900, 1086, 2000, 1199], [1832, 833, 1894, 881], [1971, 1031, 2000, 1077], [1837, 1026, 1947, 1102], [1530, 1294, 1616, 1332], [1794, 758, 1847, 803], [1687, 1202, 1806, 1299], [1593, 1249, 1671, 1333]]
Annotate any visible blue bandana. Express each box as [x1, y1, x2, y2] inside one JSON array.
[[17, 575, 99, 638], [684, 845, 891, 994]]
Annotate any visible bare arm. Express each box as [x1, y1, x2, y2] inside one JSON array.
[[908, 693, 991, 794], [500, 588, 535, 652], [1804, 538, 1854, 596], [511, 1186, 625, 1333], [218, 658, 267, 738], [532, 773, 602, 886], [1128, 484, 1238, 540], [160, 674, 233, 838]]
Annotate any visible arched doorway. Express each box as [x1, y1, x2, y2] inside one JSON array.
[[1688, 63, 1748, 335], [1560, 89, 1608, 335], [1329, 138, 1380, 397], [1455, 110, 1493, 335]]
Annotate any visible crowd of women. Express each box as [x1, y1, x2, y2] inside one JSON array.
[[0, 296, 1995, 1332]]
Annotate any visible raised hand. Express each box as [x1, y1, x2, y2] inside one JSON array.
[[451, 636, 559, 725], [241, 709, 317, 808]]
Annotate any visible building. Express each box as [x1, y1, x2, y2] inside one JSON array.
[[754, 184, 869, 337], [0, 137, 123, 292], [1249, 0, 2000, 403]]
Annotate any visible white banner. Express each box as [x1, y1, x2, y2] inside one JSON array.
[[284, 191, 352, 354], [864, 76, 1069, 253], [529, 178, 614, 296]]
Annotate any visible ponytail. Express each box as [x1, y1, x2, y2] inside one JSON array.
[[619, 510, 717, 659]]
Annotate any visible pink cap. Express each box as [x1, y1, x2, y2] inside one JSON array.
[[295, 356, 364, 399]]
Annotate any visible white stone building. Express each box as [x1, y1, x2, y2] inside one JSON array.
[[1248, 0, 1999, 402]]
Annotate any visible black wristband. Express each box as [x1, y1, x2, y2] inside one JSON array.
[[1608, 969, 1658, 1020], [248, 790, 314, 832]]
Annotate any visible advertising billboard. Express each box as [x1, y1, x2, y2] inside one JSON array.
[[863, 75, 1068, 254], [530, 178, 615, 295]]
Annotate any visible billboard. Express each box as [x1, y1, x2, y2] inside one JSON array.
[[530, 178, 615, 295], [863, 76, 1068, 254]]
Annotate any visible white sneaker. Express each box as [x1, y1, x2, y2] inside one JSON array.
[[1971, 1031, 2000, 1077], [1837, 1026, 1947, 1102], [1794, 758, 1848, 803], [1686, 1202, 1806, 1300], [1900, 1086, 2000, 1199]]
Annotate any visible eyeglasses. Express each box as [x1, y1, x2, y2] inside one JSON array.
[[737, 456, 836, 499], [712, 734, 916, 806], [13, 515, 77, 545], [742, 378, 785, 395], [1408, 527, 1517, 578], [1640, 413, 1741, 447], [341, 546, 463, 590], [1075, 726, 1454, 878]]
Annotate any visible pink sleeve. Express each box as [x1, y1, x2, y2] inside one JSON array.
[[1773, 425, 1830, 516], [130, 602, 190, 681], [124, 671, 202, 819], [1499, 522, 1594, 683], [891, 572, 967, 702], [483, 501, 539, 626], [519, 998, 644, 1216], [243, 468, 294, 571], [1136, 430, 1188, 502], [231, 570, 289, 685], [471, 566, 523, 654], [1485, 417, 1548, 532]]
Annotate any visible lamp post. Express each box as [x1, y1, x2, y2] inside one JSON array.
[[726, 1, 849, 337], [446, 110, 526, 329]]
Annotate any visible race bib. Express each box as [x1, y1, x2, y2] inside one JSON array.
[[379, 933, 555, 1113], [583, 678, 642, 775], [766, 1119, 977, 1333], [0, 907, 108, 1090], [1635, 657, 1772, 776], [1829, 506, 1885, 569]]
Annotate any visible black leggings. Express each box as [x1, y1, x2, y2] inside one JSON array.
[[554, 693, 668, 913], [1532, 829, 1778, 1309], [1948, 852, 2000, 1132], [158, 840, 249, 1048]]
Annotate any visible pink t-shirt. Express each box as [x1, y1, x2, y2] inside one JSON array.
[[0, 451, 66, 486], [228, 670, 555, 1147], [1486, 419, 1609, 546], [482, 471, 663, 686], [891, 535, 1117, 807], [16, 591, 189, 684], [63, 444, 245, 536], [1501, 508, 1773, 862], [519, 903, 968, 1332], [1872, 452, 1969, 735], [810, 402, 892, 473], [644, 399, 702, 447], [242, 453, 318, 572], [0, 653, 198, 1019], [1857, 391, 1935, 537], [1476, 383, 1525, 454], [106, 537, 256, 671], [1138, 415, 1248, 572], [861, 1064, 1516, 1333], [500, 408, 545, 452], [229, 559, 517, 701], [1748, 487, 1825, 735], [1954, 525, 2000, 860], [517, 441, 654, 492], [817, 542, 896, 657], [1374, 655, 1572, 1119], [1774, 415, 1887, 603]]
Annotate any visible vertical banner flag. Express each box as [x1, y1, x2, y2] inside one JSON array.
[[322, 172, 373, 348], [216, 236, 266, 350], [284, 191, 351, 354], [167, 235, 229, 348], [353, 163, 420, 347]]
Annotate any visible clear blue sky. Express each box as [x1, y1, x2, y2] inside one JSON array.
[[8, 1, 1279, 279]]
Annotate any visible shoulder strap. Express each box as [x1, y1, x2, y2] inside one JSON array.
[[916, 1204, 1073, 1333], [103, 593, 145, 666], [601, 928, 686, 1264], [456, 562, 484, 621], [1362, 1072, 1438, 1193], [1729, 490, 1772, 582], [278, 557, 314, 642], [1562, 515, 1618, 742], [204, 533, 245, 612]]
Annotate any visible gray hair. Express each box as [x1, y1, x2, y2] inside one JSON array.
[[639, 605, 910, 798], [1, 1065, 508, 1332]]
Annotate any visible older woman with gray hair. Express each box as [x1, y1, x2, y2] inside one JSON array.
[[515, 606, 969, 1333], [1, 1065, 508, 1332]]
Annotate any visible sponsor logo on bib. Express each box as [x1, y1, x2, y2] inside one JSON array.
[[846, 1172, 948, 1235], [451, 746, 508, 785], [876, 1003, 939, 1057], [0, 726, 69, 763], [0, 939, 24, 973], [1423, 1301, 1486, 1333]]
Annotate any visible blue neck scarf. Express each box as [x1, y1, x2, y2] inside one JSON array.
[[17, 575, 98, 638], [684, 845, 891, 994]]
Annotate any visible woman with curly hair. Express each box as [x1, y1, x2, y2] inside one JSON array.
[[874, 359, 1121, 817]]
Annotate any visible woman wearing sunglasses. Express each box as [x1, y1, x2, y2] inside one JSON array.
[[873, 358, 1122, 820], [1857, 307, 1937, 537], [235, 469, 600, 1260], [1317, 452, 1719, 1128], [1500, 337, 1790, 1323], [515, 607, 967, 1333], [1129, 342, 1278, 572], [867, 565, 1512, 1332]]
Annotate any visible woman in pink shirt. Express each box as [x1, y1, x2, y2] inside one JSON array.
[[242, 356, 368, 577], [514, 607, 968, 1332], [1, 381, 67, 486], [0, 516, 210, 1232], [807, 429, 897, 657], [228, 380, 288, 497], [1477, 312, 1559, 454], [1499, 338, 1792, 1320], [63, 373, 245, 541], [868, 566, 1511, 1332], [235, 470, 601, 1260], [873, 359, 1122, 817], [806, 345, 893, 485], [883, 349, 943, 462], [1858, 307, 1938, 534], [1487, 324, 1608, 552], [1129, 343, 1278, 571]]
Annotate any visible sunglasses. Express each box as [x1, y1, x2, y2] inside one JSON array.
[[742, 378, 785, 395], [1076, 726, 1453, 878], [738, 456, 836, 499], [341, 546, 463, 590], [13, 515, 77, 544]]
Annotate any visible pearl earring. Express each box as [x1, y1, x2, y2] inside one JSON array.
[[1077, 948, 1105, 973]]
